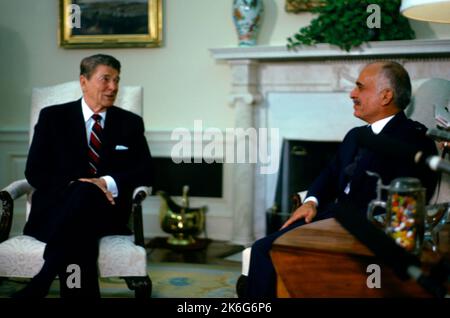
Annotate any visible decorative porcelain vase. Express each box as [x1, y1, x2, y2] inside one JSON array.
[[232, 0, 264, 47]]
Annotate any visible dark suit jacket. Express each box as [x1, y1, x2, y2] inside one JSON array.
[[307, 111, 438, 215], [24, 99, 153, 241]]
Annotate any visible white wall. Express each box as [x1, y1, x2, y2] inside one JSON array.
[[1, 0, 449, 132], [0, 0, 303, 132]]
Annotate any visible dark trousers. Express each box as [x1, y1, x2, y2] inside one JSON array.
[[29, 181, 119, 298], [246, 210, 335, 297]]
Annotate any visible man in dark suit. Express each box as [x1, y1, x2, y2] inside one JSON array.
[[13, 54, 153, 298], [245, 61, 438, 297]]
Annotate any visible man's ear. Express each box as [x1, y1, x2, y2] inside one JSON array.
[[381, 88, 394, 106], [79, 75, 87, 92]]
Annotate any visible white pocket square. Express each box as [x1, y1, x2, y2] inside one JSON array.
[[115, 145, 129, 150]]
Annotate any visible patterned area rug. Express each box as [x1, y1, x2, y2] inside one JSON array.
[[0, 262, 240, 298]]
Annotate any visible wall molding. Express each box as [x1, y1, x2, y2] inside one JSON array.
[[0, 128, 28, 143]]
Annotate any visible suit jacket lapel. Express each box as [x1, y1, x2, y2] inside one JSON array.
[[347, 126, 374, 180], [99, 106, 120, 173], [69, 100, 89, 170], [353, 112, 407, 186], [379, 111, 406, 136]]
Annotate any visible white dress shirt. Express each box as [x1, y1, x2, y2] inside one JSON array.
[[82, 98, 118, 197]]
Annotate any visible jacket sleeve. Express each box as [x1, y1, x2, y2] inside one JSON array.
[[306, 128, 359, 209], [25, 108, 58, 190], [306, 155, 340, 208]]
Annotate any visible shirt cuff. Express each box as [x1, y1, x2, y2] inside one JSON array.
[[303, 196, 319, 207], [101, 175, 118, 198]]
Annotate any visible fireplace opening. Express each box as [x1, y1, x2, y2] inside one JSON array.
[[152, 157, 223, 198], [266, 139, 341, 234]]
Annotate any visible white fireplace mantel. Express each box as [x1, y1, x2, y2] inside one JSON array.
[[211, 40, 450, 245], [210, 39, 450, 61]]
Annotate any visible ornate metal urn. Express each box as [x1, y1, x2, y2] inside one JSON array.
[[158, 186, 207, 245]]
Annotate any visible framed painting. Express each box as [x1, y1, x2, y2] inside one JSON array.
[[285, 0, 324, 13], [59, 0, 162, 48]]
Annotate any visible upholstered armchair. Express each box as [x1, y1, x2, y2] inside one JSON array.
[[0, 81, 152, 298], [236, 77, 450, 297]]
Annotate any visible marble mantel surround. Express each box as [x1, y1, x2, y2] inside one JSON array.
[[211, 39, 450, 245]]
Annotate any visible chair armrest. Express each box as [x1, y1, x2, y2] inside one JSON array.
[[2, 179, 34, 200], [133, 186, 151, 203], [0, 179, 33, 243], [131, 186, 152, 247], [0, 191, 13, 243]]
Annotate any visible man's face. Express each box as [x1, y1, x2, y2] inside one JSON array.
[[350, 63, 385, 124], [80, 64, 120, 112]]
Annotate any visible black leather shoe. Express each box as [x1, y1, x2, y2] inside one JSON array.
[[10, 281, 50, 299], [236, 274, 248, 298]]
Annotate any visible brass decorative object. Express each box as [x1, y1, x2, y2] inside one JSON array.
[[285, 0, 324, 13], [158, 186, 207, 246]]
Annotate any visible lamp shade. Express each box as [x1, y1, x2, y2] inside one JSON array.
[[400, 0, 450, 23]]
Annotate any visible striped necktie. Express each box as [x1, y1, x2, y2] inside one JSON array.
[[88, 114, 103, 176]]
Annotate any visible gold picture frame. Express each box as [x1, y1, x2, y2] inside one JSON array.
[[285, 0, 324, 13], [59, 0, 162, 49]]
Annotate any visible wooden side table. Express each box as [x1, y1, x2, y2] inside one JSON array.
[[271, 218, 449, 297]]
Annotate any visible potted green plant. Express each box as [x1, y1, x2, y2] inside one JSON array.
[[287, 0, 415, 52]]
